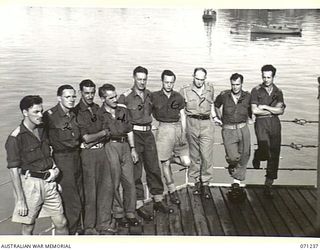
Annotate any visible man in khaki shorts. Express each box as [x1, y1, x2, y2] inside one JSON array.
[[152, 70, 190, 205], [5, 95, 68, 235]]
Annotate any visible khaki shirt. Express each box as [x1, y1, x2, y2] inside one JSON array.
[[180, 82, 214, 116], [118, 88, 153, 125], [43, 104, 80, 151], [5, 122, 53, 171]]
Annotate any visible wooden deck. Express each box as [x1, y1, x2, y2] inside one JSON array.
[[130, 185, 318, 237], [0, 185, 318, 236]]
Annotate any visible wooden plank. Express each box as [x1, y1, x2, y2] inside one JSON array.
[[34, 218, 53, 235], [0, 218, 21, 235], [220, 187, 251, 236], [167, 194, 184, 235], [128, 223, 143, 235], [229, 187, 265, 236], [271, 188, 304, 236], [277, 188, 314, 236], [253, 187, 291, 236], [202, 187, 224, 236], [179, 188, 196, 235], [309, 188, 317, 199], [288, 188, 317, 235], [187, 187, 210, 235], [154, 199, 170, 235], [245, 187, 276, 236], [116, 219, 130, 235], [209, 187, 236, 236], [299, 189, 317, 214], [140, 202, 155, 235]]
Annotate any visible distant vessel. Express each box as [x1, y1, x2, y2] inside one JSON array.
[[251, 24, 302, 35], [202, 9, 216, 20]]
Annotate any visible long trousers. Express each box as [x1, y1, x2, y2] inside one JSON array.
[[104, 142, 136, 218], [53, 150, 83, 235], [186, 117, 214, 185], [80, 147, 113, 231], [254, 116, 281, 180], [222, 125, 251, 181], [133, 130, 164, 201]]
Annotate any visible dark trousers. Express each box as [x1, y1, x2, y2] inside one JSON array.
[[254, 116, 281, 180], [104, 142, 136, 218], [53, 150, 83, 234], [133, 130, 164, 201], [80, 148, 113, 231]]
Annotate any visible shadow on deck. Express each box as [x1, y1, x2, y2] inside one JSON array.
[[0, 185, 318, 236]]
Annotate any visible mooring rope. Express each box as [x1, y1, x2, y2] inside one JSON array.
[[280, 118, 318, 125]]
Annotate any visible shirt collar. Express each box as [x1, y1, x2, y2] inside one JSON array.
[[160, 89, 176, 98], [260, 83, 279, 95], [191, 82, 207, 94], [132, 87, 151, 98], [78, 99, 90, 111], [19, 121, 44, 138], [57, 103, 75, 118]]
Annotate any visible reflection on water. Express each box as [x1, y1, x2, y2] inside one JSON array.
[[203, 19, 216, 54], [250, 33, 302, 41]]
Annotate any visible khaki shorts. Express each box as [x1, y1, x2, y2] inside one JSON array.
[[12, 175, 64, 225], [156, 122, 189, 161]]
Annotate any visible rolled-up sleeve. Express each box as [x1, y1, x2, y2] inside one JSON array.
[[5, 136, 21, 169]]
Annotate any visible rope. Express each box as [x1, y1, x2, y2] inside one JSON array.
[[0, 216, 11, 223], [280, 118, 318, 125], [282, 142, 318, 150], [211, 142, 318, 150], [0, 180, 12, 187]]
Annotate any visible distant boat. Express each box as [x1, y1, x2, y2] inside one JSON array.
[[251, 24, 302, 35], [202, 9, 216, 20]]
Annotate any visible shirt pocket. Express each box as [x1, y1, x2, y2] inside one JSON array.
[[186, 98, 198, 111], [22, 144, 43, 165], [127, 102, 144, 120]]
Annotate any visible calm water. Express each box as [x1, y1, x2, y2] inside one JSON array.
[[0, 7, 319, 220]]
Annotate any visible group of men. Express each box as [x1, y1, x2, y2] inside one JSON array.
[[5, 64, 285, 235]]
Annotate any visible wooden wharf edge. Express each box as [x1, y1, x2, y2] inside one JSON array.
[[1, 185, 318, 237]]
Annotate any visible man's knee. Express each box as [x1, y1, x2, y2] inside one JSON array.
[[180, 156, 191, 167], [51, 214, 68, 230]]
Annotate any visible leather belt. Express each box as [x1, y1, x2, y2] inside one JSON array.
[[223, 122, 247, 129], [256, 114, 275, 119], [188, 114, 210, 120], [133, 125, 152, 131], [80, 142, 104, 149], [109, 136, 128, 143], [21, 169, 50, 180]]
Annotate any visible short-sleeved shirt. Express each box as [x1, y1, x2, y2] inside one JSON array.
[[151, 90, 185, 122], [43, 103, 80, 151], [250, 84, 285, 112], [118, 88, 153, 125], [75, 100, 103, 138], [98, 104, 132, 136], [179, 82, 214, 116], [214, 90, 252, 124], [5, 122, 53, 171]]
